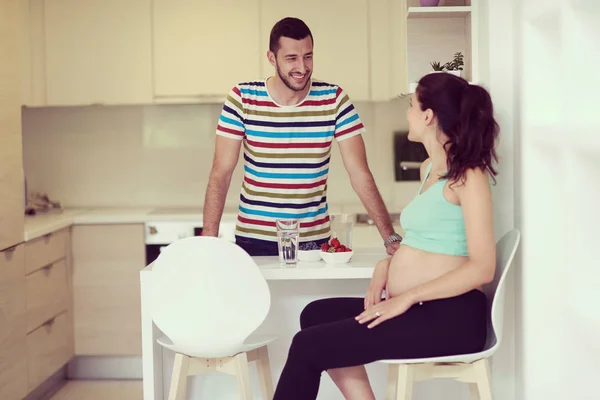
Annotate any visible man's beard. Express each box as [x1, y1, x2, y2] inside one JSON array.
[[276, 64, 311, 92]]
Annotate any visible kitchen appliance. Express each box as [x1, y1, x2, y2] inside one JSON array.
[[144, 220, 237, 265], [393, 131, 428, 181]]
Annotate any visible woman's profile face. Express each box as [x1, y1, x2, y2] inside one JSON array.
[[407, 92, 426, 142]]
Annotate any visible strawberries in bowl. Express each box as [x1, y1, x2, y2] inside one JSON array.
[[321, 238, 352, 253], [320, 238, 354, 264]]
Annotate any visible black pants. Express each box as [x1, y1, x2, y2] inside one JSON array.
[[235, 235, 329, 257], [273, 290, 488, 400]]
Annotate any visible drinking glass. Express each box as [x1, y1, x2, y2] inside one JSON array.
[[276, 219, 299, 266], [330, 214, 354, 248]]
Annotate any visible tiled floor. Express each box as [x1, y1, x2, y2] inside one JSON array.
[[50, 380, 143, 400]]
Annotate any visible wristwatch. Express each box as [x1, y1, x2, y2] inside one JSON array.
[[384, 233, 403, 247]]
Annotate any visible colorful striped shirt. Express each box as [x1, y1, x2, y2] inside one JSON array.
[[216, 79, 365, 244]]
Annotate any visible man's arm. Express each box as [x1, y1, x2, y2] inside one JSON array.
[[202, 136, 242, 236], [332, 86, 398, 249], [203, 85, 246, 236], [338, 135, 395, 241]]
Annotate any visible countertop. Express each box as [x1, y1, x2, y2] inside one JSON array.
[[23, 205, 402, 242], [23, 206, 239, 241], [140, 248, 385, 281]]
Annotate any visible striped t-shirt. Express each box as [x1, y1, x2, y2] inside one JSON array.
[[216, 79, 365, 244]]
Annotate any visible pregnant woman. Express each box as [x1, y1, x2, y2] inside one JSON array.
[[272, 72, 500, 400]]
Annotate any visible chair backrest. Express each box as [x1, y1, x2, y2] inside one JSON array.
[[482, 229, 521, 352], [149, 236, 270, 353]]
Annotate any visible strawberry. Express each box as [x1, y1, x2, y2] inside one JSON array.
[[338, 245, 347, 252], [321, 243, 330, 252], [330, 238, 341, 248]]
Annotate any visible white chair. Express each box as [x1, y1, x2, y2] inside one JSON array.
[[149, 236, 276, 400], [380, 229, 521, 400]]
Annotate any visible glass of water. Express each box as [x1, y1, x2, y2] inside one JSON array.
[[276, 219, 299, 266]]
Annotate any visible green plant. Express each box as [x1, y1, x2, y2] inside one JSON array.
[[443, 52, 464, 71], [430, 61, 444, 71]]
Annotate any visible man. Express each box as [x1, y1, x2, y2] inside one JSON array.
[[202, 17, 402, 256]]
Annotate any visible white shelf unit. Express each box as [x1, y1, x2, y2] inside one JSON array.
[[407, 5, 472, 18], [404, 0, 477, 92]]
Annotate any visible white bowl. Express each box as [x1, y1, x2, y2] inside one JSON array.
[[319, 250, 354, 264], [298, 250, 322, 262]]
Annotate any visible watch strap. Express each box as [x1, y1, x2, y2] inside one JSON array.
[[384, 233, 403, 247]]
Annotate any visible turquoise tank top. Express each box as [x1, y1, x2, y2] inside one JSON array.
[[399, 162, 468, 256]]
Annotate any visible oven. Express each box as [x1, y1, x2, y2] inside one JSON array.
[[144, 220, 237, 265]]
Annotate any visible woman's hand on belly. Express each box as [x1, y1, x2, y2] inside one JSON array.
[[364, 258, 391, 310], [355, 292, 416, 329]]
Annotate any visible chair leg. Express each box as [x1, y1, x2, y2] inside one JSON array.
[[255, 346, 274, 399], [386, 364, 399, 400], [168, 353, 190, 400], [469, 383, 480, 400], [386, 364, 414, 400], [473, 359, 493, 400], [233, 352, 254, 400]]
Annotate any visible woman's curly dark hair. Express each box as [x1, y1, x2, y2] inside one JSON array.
[[416, 73, 500, 185]]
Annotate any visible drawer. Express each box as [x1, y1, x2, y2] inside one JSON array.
[[26, 260, 69, 333], [26, 311, 72, 390], [25, 229, 69, 274]]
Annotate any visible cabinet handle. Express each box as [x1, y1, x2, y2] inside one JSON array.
[[399, 161, 421, 171], [42, 263, 53, 275], [43, 316, 56, 333]]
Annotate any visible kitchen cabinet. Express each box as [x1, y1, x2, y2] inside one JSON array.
[[21, 0, 415, 105], [43, 0, 152, 106], [259, 0, 371, 101], [0, 245, 28, 400], [0, 0, 25, 251], [23, 228, 74, 391], [72, 224, 145, 355], [152, 0, 261, 102], [21, 0, 47, 106], [0, 228, 74, 399]]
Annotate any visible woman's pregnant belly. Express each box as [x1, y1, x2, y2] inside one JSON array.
[[386, 244, 470, 298]]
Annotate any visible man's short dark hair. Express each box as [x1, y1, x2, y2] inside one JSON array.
[[269, 17, 313, 54]]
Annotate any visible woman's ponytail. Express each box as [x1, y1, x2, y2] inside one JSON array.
[[416, 73, 499, 185]]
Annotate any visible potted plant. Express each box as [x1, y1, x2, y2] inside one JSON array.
[[429, 61, 444, 72], [443, 52, 464, 77], [428, 52, 465, 78]]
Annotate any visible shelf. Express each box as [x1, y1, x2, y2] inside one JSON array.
[[407, 6, 472, 19], [408, 79, 473, 93]]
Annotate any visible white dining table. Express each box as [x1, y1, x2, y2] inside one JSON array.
[[139, 248, 386, 400]]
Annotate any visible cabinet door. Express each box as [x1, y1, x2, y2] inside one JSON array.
[[153, 0, 261, 100], [259, 0, 370, 101], [72, 224, 145, 355], [44, 0, 152, 105], [0, 245, 28, 400], [0, 0, 25, 251]]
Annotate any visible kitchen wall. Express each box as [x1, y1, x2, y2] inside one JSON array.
[[21, 97, 421, 211]]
